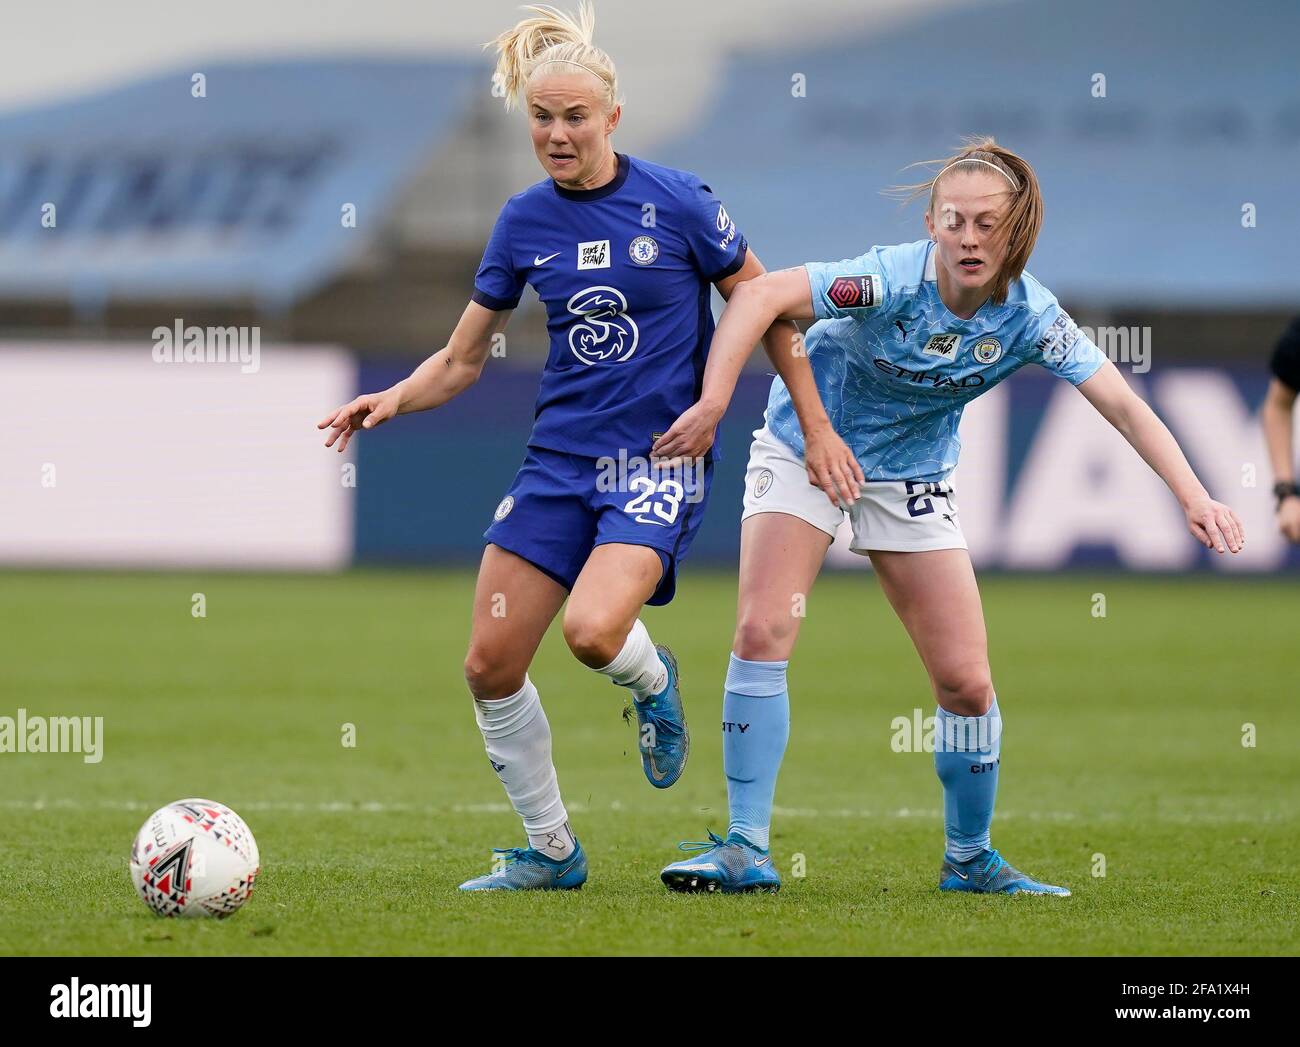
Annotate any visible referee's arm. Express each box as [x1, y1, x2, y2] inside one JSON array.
[[1263, 317, 1300, 543]]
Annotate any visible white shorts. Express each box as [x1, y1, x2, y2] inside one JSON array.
[[740, 426, 968, 554]]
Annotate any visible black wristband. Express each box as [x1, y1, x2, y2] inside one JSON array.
[[1274, 481, 1300, 510]]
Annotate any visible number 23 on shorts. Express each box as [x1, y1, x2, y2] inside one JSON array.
[[623, 477, 684, 525]]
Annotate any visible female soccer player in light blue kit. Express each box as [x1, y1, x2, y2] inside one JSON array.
[[653, 139, 1245, 895], [318, 5, 820, 891]]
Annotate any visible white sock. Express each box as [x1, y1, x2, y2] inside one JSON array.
[[595, 619, 668, 702], [528, 822, 576, 861], [474, 675, 574, 860]]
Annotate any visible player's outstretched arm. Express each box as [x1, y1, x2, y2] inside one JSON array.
[[651, 256, 806, 462], [1077, 360, 1245, 554], [317, 302, 511, 453], [651, 261, 862, 505]]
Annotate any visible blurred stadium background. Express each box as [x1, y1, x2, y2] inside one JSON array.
[[3, 0, 1298, 576], [3, 0, 1298, 959]]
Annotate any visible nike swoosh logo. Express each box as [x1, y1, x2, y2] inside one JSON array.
[[558, 856, 581, 877], [951, 867, 969, 880], [534, 252, 560, 266], [646, 750, 669, 781], [755, 855, 771, 867]]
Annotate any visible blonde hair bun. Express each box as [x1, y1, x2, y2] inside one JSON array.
[[486, 2, 621, 113]]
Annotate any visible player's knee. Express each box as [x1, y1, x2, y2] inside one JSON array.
[[732, 610, 797, 661], [934, 669, 995, 717], [561, 605, 623, 668], [463, 649, 525, 702]]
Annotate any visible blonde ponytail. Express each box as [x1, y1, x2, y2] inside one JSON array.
[[486, 2, 621, 113]]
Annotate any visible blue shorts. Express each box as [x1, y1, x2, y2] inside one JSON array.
[[483, 445, 713, 606]]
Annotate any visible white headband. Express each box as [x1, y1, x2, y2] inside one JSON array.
[[531, 58, 602, 79], [937, 157, 1020, 190]]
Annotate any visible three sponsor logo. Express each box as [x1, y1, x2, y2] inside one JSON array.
[[566, 286, 638, 365]]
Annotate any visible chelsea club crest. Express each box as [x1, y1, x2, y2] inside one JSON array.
[[629, 235, 659, 265]]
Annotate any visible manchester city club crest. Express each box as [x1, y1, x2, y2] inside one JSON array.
[[629, 235, 659, 265], [972, 337, 1003, 364], [754, 468, 774, 498]]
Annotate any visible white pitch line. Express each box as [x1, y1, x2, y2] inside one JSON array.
[[0, 797, 1290, 824]]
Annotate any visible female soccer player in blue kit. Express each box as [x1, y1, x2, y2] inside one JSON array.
[[653, 139, 1246, 895], [318, 4, 822, 891]]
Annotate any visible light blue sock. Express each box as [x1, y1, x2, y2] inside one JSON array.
[[933, 698, 1002, 863], [723, 653, 790, 851]]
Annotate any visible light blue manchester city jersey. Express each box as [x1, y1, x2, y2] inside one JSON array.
[[765, 239, 1108, 482]]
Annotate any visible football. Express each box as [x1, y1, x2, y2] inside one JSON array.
[[129, 799, 260, 918]]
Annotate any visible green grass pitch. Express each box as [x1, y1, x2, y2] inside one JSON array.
[[0, 568, 1296, 956]]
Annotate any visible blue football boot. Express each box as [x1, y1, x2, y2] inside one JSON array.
[[660, 830, 781, 894], [939, 848, 1070, 896], [624, 644, 689, 789], [458, 839, 587, 892]]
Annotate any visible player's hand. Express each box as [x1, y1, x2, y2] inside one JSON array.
[[1278, 496, 1300, 544], [1183, 494, 1244, 554], [651, 400, 723, 466], [804, 422, 864, 509], [317, 389, 401, 453]]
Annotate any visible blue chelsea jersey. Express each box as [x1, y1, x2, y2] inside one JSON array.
[[765, 239, 1108, 482], [472, 153, 747, 460]]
